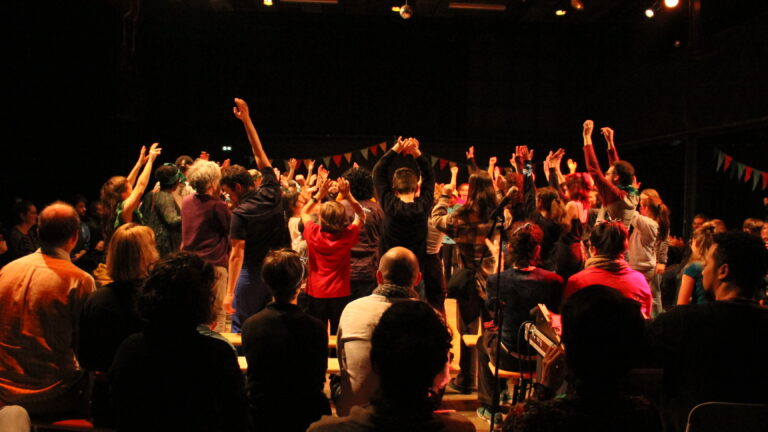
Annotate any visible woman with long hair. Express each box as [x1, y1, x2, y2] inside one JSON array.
[[432, 169, 510, 394], [677, 223, 715, 305], [630, 189, 671, 316], [77, 223, 160, 426], [100, 143, 162, 244], [5, 199, 40, 262]]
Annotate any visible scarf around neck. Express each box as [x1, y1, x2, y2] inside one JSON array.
[[585, 255, 630, 274], [373, 283, 419, 299]]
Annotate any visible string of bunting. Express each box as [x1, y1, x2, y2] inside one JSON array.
[[278, 141, 464, 172], [715, 149, 768, 191]]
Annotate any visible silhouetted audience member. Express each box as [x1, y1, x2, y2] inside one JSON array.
[[5, 199, 39, 262], [309, 301, 475, 432], [503, 285, 661, 432], [647, 231, 768, 432], [241, 249, 330, 432], [109, 252, 249, 431], [0, 202, 95, 418]]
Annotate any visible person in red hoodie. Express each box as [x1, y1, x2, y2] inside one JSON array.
[[301, 176, 366, 335], [564, 220, 652, 318]]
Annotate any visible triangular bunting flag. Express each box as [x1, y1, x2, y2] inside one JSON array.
[[744, 166, 753, 182], [762, 172, 768, 190], [753, 170, 761, 190], [379, 142, 387, 151], [716, 151, 724, 171], [332, 155, 343, 167], [439, 159, 448, 170], [344, 152, 353, 163], [360, 148, 369, 160], [323, 156, 331, 167], [430, 155, 439, 167], [370, 145, 379, 157], [736, 163, 745, 180], [723, 155, 733, 171]]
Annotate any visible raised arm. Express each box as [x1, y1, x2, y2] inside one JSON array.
[[583, 120, 623, 206], [466, 146, 480, 174], [372, 137, 404, 203], [601, 127, 619, 164], [232, 98, 270, 169], [126, 145, 147, 187], [487, 156, 497, 179], [122, 142, 161, 223], [517, 145, 537, 219], [407, 139, 435, 207], [300, 178, 329, 224], [337, 177, 366, 226], [449, 165, 459, 191]]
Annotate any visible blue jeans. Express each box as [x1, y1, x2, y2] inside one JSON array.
[[231, 266, 272, 333]]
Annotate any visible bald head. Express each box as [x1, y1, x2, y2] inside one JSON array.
[[377, 247, 420, 287], [38, 202, 80, 250]]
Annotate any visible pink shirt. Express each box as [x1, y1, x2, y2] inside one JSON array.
[[565, 265, 653, 318], [304, 221, 360, 298]]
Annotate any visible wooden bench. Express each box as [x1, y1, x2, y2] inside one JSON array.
[[224, 332, 337, 349], [238, 356, 341, 375]]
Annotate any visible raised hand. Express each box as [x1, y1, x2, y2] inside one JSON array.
[[567, 158, 578, 174], [489, 156, 497, 167], [148, 142, 162, 160], [600, 127, 615, 148], [232, 98, 250, 122], [493, 171, 506, 191], [199, 151, 210, 161], [465, 146, 475, 160], [307, 159, 316, 171], [317, 165, 329, 183], [583, 119, 594, 137], [515, 145, 534, 162], [138, 145, 148, 164], [221, 159, 231, 169], [316, 177, 331, 200], [450, 165, 459, 175], [337, 177, 351, 199], [288, 158, 298, 170]]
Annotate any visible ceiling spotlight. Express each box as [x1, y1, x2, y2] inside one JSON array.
[[399, 1, 413, 19], [570, 0, 584, 11], [664, 0, 679, 8], [645, 8, 655, 18], [555, 9, 567, 16], [263, 0, 273, 5]]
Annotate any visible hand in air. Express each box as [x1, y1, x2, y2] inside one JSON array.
[[583, 119, 594, 137], [232, 98, 250, 122]]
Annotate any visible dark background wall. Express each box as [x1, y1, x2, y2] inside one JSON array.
[[3, 0, 767, 235]]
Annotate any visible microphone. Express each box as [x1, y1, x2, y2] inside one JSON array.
[[489, 186, 518, 221]]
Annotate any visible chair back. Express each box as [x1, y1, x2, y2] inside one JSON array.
[[685, 401, 768, 432]]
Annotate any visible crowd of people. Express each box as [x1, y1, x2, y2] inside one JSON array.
[[1, 99, 767, 432]]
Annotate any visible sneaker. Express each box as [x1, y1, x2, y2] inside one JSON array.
[[447, 378, 474, 394], [476, 406, 503, 424]]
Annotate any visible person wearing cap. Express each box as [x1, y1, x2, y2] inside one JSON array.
[[140, 163, 183, 258]]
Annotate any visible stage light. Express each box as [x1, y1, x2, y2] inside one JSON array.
[[392, 6, 401, 12], [555, 9, 567, 16], [645, 8, 655, 18], [664, 0, 679, 8], [399, 2, 413, 19], [570, 0, 584, 11], [263, 0, 273, 5]]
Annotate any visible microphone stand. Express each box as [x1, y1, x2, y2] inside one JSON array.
[[488, 201, 506, 432]]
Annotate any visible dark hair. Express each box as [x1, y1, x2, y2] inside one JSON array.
[[742, 218, 764, 237], [589, 221, 628, 258], [283, 190, 300, 212], [343, 166, 374, 201], [392, 167, 418, 194], [456, 171, 497, 222], [536, 187, 569, 232], [508, 222, 543, 268], [155, 164, 181, 190], [565, 173, 590, 203], [561, 285, 645, 396], [38, 202, 80, 248], [221, 165, 253, 190], [139, 252, 216, 330], [12, 199, 35, 225], [611, 160, 635, 186], [175, 155, 194, 173], [640, 190, 671, 240], [100, 176, 129, 242], [71, 194, 88, 206], [370, 301, 452, 421], [693, 213, 709, 221], [711, 231, 768, 299], [261, 249, 304, 303]]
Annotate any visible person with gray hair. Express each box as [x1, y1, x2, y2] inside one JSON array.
[[0, 202, 95, 419], [181, 159, 232, 331]]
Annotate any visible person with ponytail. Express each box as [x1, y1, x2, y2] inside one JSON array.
[[628, 189, 671, 316], [676, 223, 715, 305]]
